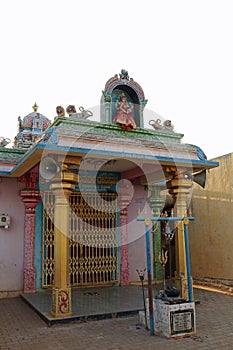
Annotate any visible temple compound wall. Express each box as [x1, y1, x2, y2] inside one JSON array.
[[189, 152, 233, 283]]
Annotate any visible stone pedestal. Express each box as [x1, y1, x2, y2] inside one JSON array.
[[139, 298, 196, 338]]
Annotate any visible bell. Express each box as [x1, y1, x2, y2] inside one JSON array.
[[164, 223, 174, 241]]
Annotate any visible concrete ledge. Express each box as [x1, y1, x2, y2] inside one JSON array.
[[0, 290, 22, 299], [194, 277, 233, 294], [20, 286, 145, 326]]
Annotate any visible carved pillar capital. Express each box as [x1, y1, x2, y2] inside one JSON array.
[[21, 189, 41, 212], [18, 166, 39, 189], [148, 184, 165, 215]]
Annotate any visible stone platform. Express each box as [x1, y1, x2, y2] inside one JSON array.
[[21, 285, 148, 326], [139, 297, 196, 338]]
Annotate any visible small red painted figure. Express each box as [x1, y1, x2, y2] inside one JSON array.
[[113, 92, 136, 130]]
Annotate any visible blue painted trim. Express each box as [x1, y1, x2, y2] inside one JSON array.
[[4, 140, 219, 177], [137, 216, 195, 222], [35, 143, 219, 167], [145, 225, 154, 335], [145, 226, 152, 279], [0, 171, 12, 175], [184, 224, 193, 302], [3, 140, 219, 179]]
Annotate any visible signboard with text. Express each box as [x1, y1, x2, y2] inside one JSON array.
[[75, 170, 120, 193], [170, 309, 195, 335]]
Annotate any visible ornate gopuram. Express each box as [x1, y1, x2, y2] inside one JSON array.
[[0, 70, 218, 318]]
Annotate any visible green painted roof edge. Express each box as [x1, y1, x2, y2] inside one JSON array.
[[51, 117, 184, 143], [0, 147, 26, 155]]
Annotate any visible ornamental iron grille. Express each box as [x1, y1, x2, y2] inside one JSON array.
[[42, 191, 55, 288], [42, 192, 118, 288]]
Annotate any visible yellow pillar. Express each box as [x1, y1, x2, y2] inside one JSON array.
[[167, 171, 192, 300], [50, 160, 79, 318]]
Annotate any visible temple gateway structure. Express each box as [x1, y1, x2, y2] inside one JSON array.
[[0, 70, 218, 318]]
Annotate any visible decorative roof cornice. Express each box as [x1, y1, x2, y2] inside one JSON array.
[[104, 69, 145, 101], [51, 117, 183, 144], [0, 147, 26, 164]]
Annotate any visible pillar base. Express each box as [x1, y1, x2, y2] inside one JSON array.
[[174, 277, 194, 301], [23, 267, 36, 293], [51, 287, 72, 318]]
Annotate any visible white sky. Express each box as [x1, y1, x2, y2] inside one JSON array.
[[1, 0, 232, 160]]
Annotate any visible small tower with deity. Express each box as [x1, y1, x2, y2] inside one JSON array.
[[101, 69, 148, 129], [14, 103, 51, 148]]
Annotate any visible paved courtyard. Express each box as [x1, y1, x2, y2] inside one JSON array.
[[0, 287, 233, 350]]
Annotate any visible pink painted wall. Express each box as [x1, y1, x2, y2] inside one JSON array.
[[127, 184, 154, 282], [0, 177, 25, 292]]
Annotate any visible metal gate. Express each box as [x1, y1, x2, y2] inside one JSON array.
[[42, 192, 118, 287]]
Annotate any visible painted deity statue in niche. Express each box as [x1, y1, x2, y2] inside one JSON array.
[[113, 92, 136, 130]]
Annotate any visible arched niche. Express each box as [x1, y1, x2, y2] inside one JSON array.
[[101, 70, 148, 129]]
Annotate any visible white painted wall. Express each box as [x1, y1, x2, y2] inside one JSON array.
[[0, 177, 25, 292]]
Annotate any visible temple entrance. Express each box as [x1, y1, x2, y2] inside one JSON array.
[[42, 191, 118, 288]]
